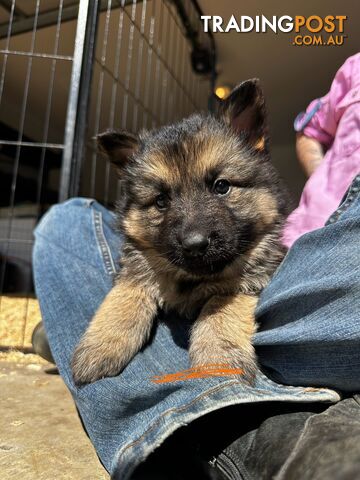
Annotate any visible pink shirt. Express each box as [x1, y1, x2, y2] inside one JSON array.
[[282, 53, 360, 248]]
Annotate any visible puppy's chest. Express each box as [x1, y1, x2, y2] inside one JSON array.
[[158, 276, 233, 318]]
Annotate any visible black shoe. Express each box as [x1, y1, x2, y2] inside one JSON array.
[[31, 321, 55, 364]]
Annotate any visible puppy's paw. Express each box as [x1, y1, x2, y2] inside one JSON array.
[[189, 340, 258, 384], [71, 337, 130, 386]]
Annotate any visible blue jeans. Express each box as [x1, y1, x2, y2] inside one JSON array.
[[33, 175, 360, 479]]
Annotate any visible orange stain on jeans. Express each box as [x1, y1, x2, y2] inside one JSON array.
[[151, 364, 244, 384]]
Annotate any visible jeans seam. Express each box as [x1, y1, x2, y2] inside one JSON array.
[[117, 380, 244, 458], [114, 378, 337, 478], [326, 173, 360, 225], [92, 209, 116, 276]]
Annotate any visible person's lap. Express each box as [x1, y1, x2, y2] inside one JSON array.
[[32, 175, 360, 479]]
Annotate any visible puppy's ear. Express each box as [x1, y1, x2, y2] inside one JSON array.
[[219, 79, 268, 152], [97, 130, 139, 173]]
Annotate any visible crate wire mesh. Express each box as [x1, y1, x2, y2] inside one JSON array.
[[0, 0, 216, 350], [75, 0, 216, 206]]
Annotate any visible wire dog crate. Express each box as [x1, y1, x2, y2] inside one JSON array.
[[0, 0, 216, 350]]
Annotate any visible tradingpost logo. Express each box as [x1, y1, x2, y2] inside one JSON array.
[[201, 15, 347, 46]]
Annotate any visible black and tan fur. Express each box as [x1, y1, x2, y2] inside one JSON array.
[[72, 79, 290, 385]]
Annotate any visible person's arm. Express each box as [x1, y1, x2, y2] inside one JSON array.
[[296, 133, 324, 177], [294, 55, 358, 178]]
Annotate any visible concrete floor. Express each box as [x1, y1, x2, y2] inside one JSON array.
[[0, 362, 108, 479]]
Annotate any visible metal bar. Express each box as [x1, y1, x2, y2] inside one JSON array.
[[132, 0, 147, 131], [170, 13, 181, 121], [90, 0, 112, 198], [35, 0, 65, 215], [0, 0, 15, 107], [0, 239, 34, 244], [164, 3, 174, 124], [159, 13, 167, 123], [142, 0, 156, 128], [151, 0, 164, 128], [59, 0, 100, 202], [104, 2, 127, 205], [108, 2, 126, 128], [0, 140, 64, 148], [121, 0, 137, 129], [178, 18, 186, 119], [0, 49, 73, 61]]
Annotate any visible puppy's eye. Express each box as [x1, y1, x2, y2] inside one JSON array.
[[155, 194, 168, 210], [213, 179, 231, 195]]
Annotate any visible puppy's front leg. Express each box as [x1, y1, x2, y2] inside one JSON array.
[[189, 294, 258, 382], [72, 277, 157, 385]]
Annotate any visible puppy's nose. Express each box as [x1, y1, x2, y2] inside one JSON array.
[[182, 232, 209, 257]]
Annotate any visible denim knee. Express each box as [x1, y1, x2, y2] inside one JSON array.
[[33, 197, 120, 278], [34, 198, 96, 240]]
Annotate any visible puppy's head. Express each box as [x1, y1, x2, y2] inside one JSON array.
[[98, 79, 287, 277]]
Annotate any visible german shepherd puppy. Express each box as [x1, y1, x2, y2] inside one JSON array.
[[72, 79, 289, 385]]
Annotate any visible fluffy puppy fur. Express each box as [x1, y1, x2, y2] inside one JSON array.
[[72, 79, 290, 385]]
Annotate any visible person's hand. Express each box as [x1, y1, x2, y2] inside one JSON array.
[[296, 133, 325, 177]]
